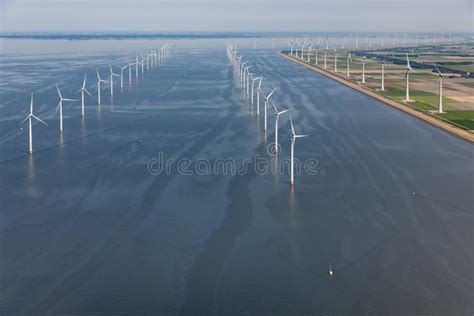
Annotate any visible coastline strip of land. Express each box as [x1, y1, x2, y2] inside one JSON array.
[[278, 52, 474, 144]]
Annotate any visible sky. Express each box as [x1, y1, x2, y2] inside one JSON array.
[[0, 0, 472, 33]]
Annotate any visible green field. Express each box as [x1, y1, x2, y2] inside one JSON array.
[[379, 86, 456, 110], [436, 111, 474, 130], [290, 53, 473, 131], [378, 86, 473, 130]]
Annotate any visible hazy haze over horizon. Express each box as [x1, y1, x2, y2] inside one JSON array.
[[0, 0, 472, 33]]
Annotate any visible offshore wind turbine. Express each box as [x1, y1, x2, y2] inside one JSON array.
[[149, 51, 154, 68], [271, 101, 290, 155], [256, 77, 263, 116], [435, 65, 444, 113], [127, 60, 134, 83], [56, 84, 77, 132], [264, 88, 277, 132], [251, 76, 261, 105], [245, 66, 253, 95], [96, 69, 109, 105], [19, 93, 48, 154], [243, 66, 249, 90], [346, 52, 353, 77], [75, 74, 93, 117], [289, 115, 307, 188], [240, 61, 248, 84], [120, 64, 128, 89], [404, 54, 415, 102], [135, 55, 140, 78], [108, 65, 120, 96]]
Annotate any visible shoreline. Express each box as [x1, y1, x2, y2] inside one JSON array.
[[278, 52, 474, 144]]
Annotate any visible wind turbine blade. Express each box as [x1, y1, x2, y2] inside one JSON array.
[[271, 100, 278, 113], [279, 109, 290, 115], [56, 84, 62, 99], [84, 88, 93, 98], [63, 98, 77, 102], [32, 114, 48, 126], [30, 93, 34, 114], [83, 74, 87, 88], [55, 102, 61, 114], [268, 88, 277, 99], [290, 115, 295, 136], [434, 65, 442, 76], [19, 114, 32, 126], [295, 134, 308, 138]]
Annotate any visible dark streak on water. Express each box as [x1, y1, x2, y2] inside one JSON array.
[[26, 65, 241, 314]]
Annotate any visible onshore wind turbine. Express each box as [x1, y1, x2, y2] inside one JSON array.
[[56, 84, 77, 132], [404, 54, 415, 102], [346, 52, 352, 77], [435, 65, 444, 113], [75, 74, 93, 117], [324, 49, 327, 69], [289, 115, 307, 188], [264, 88, 277, 132], [20, 93, 48, 154], [272, 101, 290, 155], [361, 57, 366, 83], [334, 49, 338, 72], [381, 61, 385, 91]]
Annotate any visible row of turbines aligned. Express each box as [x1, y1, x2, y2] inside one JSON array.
[[20, 44, 172, 155], [227, 44, 308, 188], [287, 33, 455, 52], [288, 38, 445, 113]]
